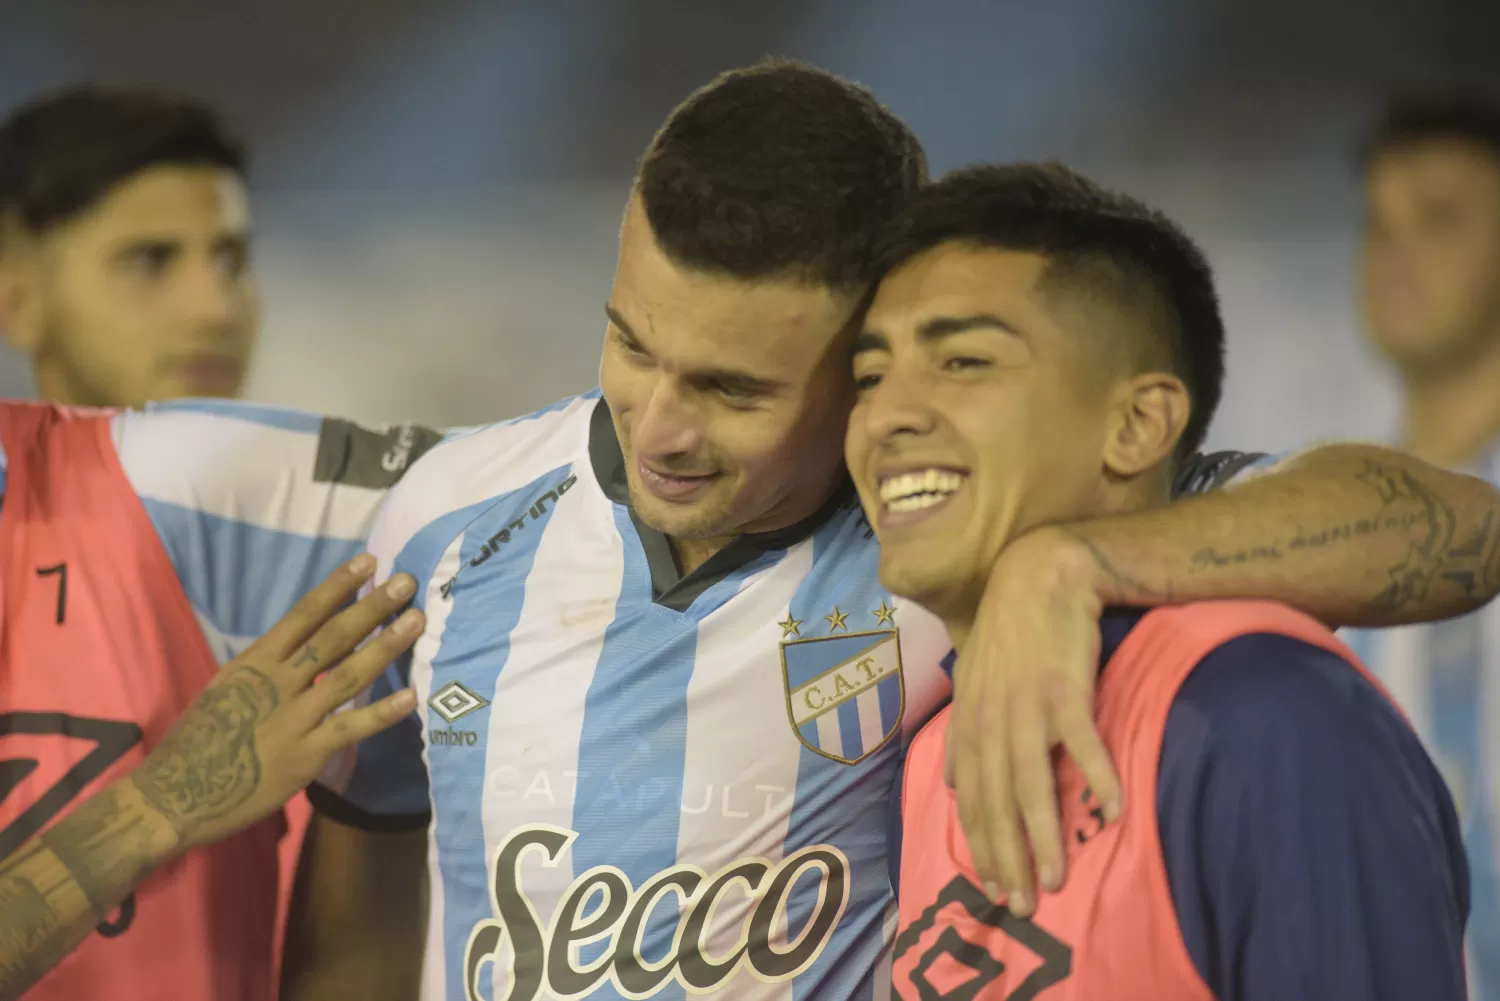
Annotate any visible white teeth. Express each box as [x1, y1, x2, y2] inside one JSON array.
[[887, 493, 949, 513], [877, 468, 967, 507]]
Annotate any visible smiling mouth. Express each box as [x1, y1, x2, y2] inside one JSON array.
[[877, 468, 968, 515], [637, 460, 721, 502]]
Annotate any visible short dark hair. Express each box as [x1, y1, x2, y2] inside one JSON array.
[[1357, 90, 1500, 168], [0, 84, 246, 236], [637, 58, 927, 291], [873, 162, 1225, 461]]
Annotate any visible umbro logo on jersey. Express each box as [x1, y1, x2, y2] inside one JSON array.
[[428, 681, 489, 723], [464, 824, 849, 1001], [780, 611, 905, 765], [429, 727, 480, 747], [438, 474, 578, 599]]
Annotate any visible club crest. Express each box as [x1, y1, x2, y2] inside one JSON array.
[[779, 602, 905, 765]]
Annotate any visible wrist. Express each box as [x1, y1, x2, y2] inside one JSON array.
[[1005, 526, 1113, 606], [117, 773, 185, 869]]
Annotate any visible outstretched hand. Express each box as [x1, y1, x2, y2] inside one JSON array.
[[131, 554, 424, 853]]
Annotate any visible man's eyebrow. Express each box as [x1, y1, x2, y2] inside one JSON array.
[[852, 329, 890, 355], [915, 314, 1026, 341], [690, 368, 785, 395], [605, 305, 783, 393], [852, 313, 1026, 356], [604, 305, 637, 339]]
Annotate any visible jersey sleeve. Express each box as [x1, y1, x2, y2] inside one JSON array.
[[306, 446, 465, 832], [1171, 450, 1278, 497], [112, 399, 442, 662], [1156, 633, 1469, 1001]]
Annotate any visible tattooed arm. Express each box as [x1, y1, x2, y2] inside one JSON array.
[[1059, 443, 1500, 626], [0, 784, 175, 997], [944, 442, 1500, 918], [0, 559, 423, 1001]]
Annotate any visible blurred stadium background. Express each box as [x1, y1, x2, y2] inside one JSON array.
[[1, 0, 1496, 449]]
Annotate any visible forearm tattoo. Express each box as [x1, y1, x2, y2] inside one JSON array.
[[1184, 460, 1496, 613], [0, 846, 66, 995]]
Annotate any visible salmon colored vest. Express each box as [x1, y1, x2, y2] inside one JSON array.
[[894, 600, 1386, 1001], [0, 403, 281, 1001]]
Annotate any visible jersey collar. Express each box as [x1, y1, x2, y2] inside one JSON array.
[[588, 397, 855, 611]]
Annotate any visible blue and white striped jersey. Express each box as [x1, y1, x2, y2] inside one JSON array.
[[314, 396, 1266, 1001], [0, 398, 443, 665], [317, 392, 956, 1001], [1342, 445, 1500, 1001]]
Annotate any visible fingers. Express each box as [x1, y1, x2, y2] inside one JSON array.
[[303, 607, 425, 717], [286, 573, 418, 677], [252, 554, 378, 659], [312, 686, 421, 755], [951, 694, 1005, 905], [1008, 694, 1061, 905], [1054, 696, 1122, 826], [978, 698, 1034, 917]]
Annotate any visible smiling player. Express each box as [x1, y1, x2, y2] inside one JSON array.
[[853, 163, 1468, 1000]]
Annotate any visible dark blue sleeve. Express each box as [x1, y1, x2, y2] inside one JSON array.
[[1171, 450, 1273, 497], [1156, 633, 1469, 1001]]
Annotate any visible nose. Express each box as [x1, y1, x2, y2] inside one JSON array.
[[181, 252, 247, 334], [632, 377, 704, 458], [858, 365, 939, 446]]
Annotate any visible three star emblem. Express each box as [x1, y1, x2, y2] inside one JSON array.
[[780, 600, 898, 639]]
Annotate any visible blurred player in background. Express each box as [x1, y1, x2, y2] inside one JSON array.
[[0, 85, 256, 406], [0, 83, 322, 997], [285, 61, 1499, 1001], [0, 86, 445, 998], [872, 164, 1465, 1001], [1349, 90, 1500, 997]]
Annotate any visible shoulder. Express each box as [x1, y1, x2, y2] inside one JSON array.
[[0, 400, 124, 503], [398, 391, 598, 486], [365, 392, 599, 578], [111, 399, 334, 502], [112, 397, 326, 448], [1155, 629, 1468, 999], [1163, 630, 1421, 767], [1157, 630, 1444, 832]]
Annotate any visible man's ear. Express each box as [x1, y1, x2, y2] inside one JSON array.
[[0, 235, 45, 357], [1100, 372, 1191, 478]]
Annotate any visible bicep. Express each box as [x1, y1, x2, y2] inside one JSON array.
[[1158, 635, 1468, 1001]]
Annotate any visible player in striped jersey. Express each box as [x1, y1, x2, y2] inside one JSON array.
[[290, 62, 1500, 1001], [1343, 92, 1500, 998]]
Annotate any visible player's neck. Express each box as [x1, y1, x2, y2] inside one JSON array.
[[33, 360, 110, 409], [932, 588, 985, 662], [1401, 329, 1500, 468], [669, 534, 735, 578]]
